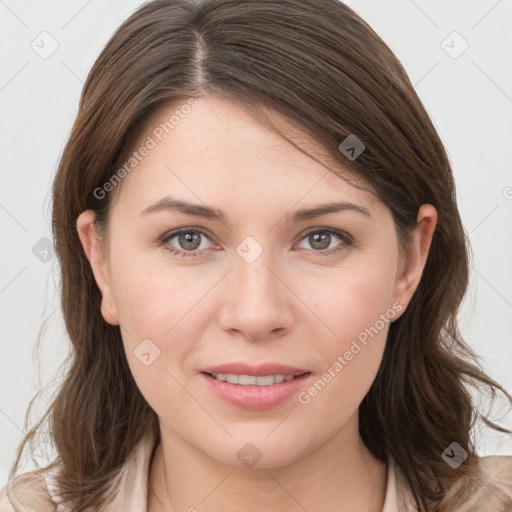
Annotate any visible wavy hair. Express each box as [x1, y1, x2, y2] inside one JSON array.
[[6, 0, 511, 510]]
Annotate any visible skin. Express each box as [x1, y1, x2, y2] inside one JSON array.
[[77, 95, 437, 512]]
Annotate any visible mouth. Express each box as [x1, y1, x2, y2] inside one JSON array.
[[200, 370, 313, 410], [202, 371, 311, 386]]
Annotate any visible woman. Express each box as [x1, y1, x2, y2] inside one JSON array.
[[1, 0, 511, 511]]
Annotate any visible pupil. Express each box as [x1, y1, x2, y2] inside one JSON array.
[[311, 232, 330, 250], [181, 232, 200, 250]]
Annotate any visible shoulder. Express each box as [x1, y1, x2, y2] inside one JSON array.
[[474, 454, 512, 497], [394, 454, 512, 511], [477, 453, 512, 478], [0, 488, 15, 512], [0, 431, 157, 512], [444, 454, 512, 511], [0, 470, 57, 512]]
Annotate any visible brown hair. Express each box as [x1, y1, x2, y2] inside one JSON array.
[[6, 0, 511, 510]]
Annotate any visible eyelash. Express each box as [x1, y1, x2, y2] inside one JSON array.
[[159, 227, 354, 258]]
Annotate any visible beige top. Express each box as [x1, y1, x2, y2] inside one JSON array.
[[1, 431, 511, 511]]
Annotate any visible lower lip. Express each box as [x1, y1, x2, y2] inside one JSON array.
[[201, 372, 312, 410]]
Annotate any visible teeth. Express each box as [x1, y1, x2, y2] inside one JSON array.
[[211, 373, 297, 386]]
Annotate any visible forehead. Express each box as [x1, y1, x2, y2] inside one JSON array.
[[111, 95, 380, 216]]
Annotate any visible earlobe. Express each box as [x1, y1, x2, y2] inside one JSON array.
[[392, 204, 438, 319], [76, 210, 120, 326]]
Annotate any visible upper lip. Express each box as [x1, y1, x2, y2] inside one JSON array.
[[201, 363, 310, 377]]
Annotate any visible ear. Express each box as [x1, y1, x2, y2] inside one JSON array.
[[392, 204, 437, 319], [76, 210, 120, 325]]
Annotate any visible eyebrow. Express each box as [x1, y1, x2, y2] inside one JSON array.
[[139, 196, 372, 222]]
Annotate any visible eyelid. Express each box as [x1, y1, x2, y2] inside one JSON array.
[[159, 226, 216, 244], [159, 227, 217, 252], [297, 225, 353, 242]]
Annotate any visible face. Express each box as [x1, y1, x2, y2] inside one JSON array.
[[78, 95, 435, 469]]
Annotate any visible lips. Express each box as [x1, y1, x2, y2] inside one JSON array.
[[201, 370, 312, 410], [201, 362, 309, 377]]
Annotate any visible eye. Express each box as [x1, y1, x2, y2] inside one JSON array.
[[159, 227, 354, 259], [296, 228, 353, 256], [159, 229, 213, 258]]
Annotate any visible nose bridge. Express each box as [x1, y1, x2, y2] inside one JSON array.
[[218, 234, 292, 339], [233, 234, 281, 301]]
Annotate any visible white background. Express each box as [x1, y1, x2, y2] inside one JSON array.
[[1, 0, 511, 486]]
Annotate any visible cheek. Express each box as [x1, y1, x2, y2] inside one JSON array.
[[107, 247, 217, 387], [305, 252, 398, 344], [295, 279, 395, 430], [297, 252, 398, 397], [108, 243, 185, 329], [110, 256, 195, 411]]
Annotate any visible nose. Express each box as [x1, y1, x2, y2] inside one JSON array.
[[218, 244, 295, 342]]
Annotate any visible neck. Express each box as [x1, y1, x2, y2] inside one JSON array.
[[147, 416, 387, 512]]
